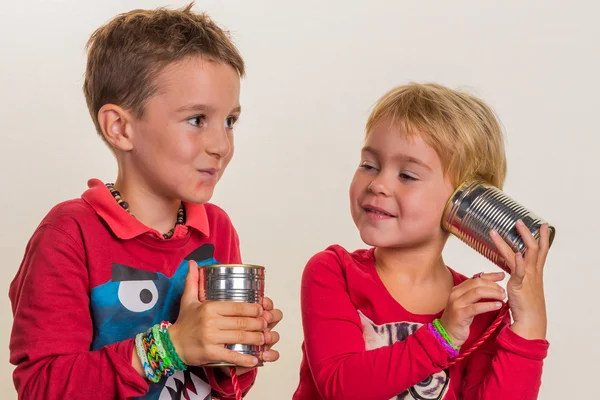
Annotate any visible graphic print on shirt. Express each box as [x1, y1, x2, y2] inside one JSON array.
[[90, 244, 218, 400], [358, 310, 450, 400]]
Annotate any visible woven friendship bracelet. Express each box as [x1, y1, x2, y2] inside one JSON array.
[[159, 321, 187, 371], [135, 323, 187, 382]]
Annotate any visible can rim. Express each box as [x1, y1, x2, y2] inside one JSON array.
[[441, 176, 487, 231], [197, 263, 265, 269]]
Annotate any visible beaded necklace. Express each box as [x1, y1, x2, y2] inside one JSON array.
[[105, 183, 185, 239]]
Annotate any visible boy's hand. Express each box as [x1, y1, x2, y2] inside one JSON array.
[[169, 261, 266, 368], [223, 296, 283, 376], [261, 296, 283, 363], [490, 221, 550, 340], [439, 272, 506, 347]]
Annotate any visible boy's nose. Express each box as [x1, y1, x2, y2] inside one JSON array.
[[206, 126, 231, 159]]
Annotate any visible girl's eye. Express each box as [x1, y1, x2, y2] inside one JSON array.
[[225, 116, 238, 129], [188, 115, 206, 127], [400, 173, 418, 181], [360, 162, 378, 171]]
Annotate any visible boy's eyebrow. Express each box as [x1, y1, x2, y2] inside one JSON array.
[[175, 103, 214, 113], [175, 104, 242, 114], [362, 146, 432, 171]]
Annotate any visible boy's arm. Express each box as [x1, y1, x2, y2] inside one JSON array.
[[300, 251, 453, 400], [462, 313, 549, 400], [9, 224, 149, 399]]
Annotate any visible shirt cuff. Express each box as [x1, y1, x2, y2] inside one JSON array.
[[413, 324, 453, 368], [496, 325, 550, 360]]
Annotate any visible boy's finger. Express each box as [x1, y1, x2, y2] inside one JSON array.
[[262, 297, 274, 311], [264, 330, 280, 346], [215, 302, 263, 318], [217, 330, 265, 347], [262, 349, 280, 363], [181, 260, 199, 307], [210, 348, 259, 368], [267, 309, 283, 330], [216, 316, 267, 332]]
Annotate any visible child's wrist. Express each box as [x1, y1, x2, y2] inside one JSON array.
[[428, 319, 461, 358], [509, 321, 547, 341], [134, 321, 187, 383]]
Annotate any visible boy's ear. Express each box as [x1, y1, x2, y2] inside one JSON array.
[[97, 104, 135, 151]]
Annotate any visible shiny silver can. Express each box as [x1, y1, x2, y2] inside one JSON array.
[[442, 177, 556, 273], [198, 264, 265, 367]]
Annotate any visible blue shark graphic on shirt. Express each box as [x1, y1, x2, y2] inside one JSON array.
[[90, 244, 218, 400]]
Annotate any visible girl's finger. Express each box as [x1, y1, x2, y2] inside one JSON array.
[[490, 229, 517, 274], [463, 301, 504, 319], [516, 219, 539, 266], [536, 223, 550, 272], [452, 274, 505, 299], [477, 271, 506, 281], [458, 285, 506, 308], [514, 251, 526, 280]]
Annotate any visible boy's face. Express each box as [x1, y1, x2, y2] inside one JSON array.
[[349, 118, 455, 249], [127, 56, 240, 204]]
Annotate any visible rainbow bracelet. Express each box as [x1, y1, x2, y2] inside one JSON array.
[[135, 322, 186, 383]]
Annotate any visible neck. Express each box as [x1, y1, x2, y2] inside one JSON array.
[[374, 237, 450, 285], [113, 168, 180, 235]]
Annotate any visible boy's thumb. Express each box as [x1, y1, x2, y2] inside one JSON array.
[[181, 260, 199, 306]]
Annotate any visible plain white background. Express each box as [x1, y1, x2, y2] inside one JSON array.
[[1, 0, 598, 398]]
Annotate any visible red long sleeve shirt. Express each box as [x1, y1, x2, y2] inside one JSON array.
[[293, 245, 549, 400], [9, 179, 257, 399]]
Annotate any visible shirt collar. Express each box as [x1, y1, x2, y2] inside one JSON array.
[[81, 178, 210, 240]]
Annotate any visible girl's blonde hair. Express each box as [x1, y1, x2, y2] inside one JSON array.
[[366, 83, 507, 189]]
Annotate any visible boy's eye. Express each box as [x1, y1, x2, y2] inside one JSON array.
[[188, 115, 206, 127], [225, 116, 238, 129]]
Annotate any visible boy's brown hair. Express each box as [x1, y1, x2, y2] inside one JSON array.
[[83, 2, 245, 141], [366, 83, 507, 189]]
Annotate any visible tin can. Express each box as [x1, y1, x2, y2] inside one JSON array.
[[198, 264, 265, 367], [442, 177, 556, 273]]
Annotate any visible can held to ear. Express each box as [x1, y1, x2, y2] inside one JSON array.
[[198, 264, 265, 367], [442, 177, 556, 274]]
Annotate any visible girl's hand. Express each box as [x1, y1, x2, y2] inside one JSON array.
[[489, 220, 550, 340]]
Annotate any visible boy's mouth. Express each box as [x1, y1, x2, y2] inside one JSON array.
[[198, 168, 219, 176], [363, 205, 396, 218]]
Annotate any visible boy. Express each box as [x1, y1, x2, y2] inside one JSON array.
[[293, 83, 550, 399], [9, 3, 282, 399]]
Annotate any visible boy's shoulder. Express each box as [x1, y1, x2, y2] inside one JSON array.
[[36, 197, 97, 235]]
